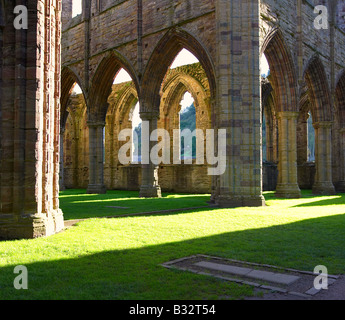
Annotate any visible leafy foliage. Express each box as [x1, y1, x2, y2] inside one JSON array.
[[180, 103, 196, 160]]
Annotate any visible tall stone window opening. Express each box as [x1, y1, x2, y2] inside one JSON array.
[[62, 82, 89, 189], [179, 92, 196, 161], [132, 102, 142, 164], [169, 49, 199, 163], [111, 68, 140, 165], [262, 113, 267, 162], [307, 112, 315, 162]]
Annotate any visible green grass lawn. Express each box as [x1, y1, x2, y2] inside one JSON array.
[[0, 190, 345, 300], [60, 189, 211, 220]]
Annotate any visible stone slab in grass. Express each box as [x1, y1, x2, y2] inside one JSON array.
[[162, 254, 340, 298], [195, 261, 300, 285]]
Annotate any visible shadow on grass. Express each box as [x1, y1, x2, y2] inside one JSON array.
[[59, 189, 213, 220], [1, 212, 345, 300]]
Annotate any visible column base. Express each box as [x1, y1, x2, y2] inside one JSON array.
[[216, 195, 266, 208], [139, 185, 162, 198], [0, 209, 64, 240], [275, 183, 301, 199], [87, 184, 107, 194], [312, 182, 336, 195], [209, 189, 219, 204]]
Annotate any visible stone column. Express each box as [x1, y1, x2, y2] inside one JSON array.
[[276, 112, 301, 198], [139, 112, 162, 198], [0, 1, 64, 239], [297, 112, 309, 165], [59, 127, 66, 191], [87, 121, 107, 194], [312, 122, 336, 195], [214, 0, 265, 207], [210, 98, 220, 204], [336, 128, 345, 192], [265, 120, 273, 163]]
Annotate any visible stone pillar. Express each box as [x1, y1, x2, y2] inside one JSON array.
[[209, 98, 220, 204], [312, 122, 336, 195], [265, 120, 273, 163], [87, 121, 107, 194], [214, 0, 265, 207], [336, 128, 345, 192], [0, 1, 64, 239], [139, 113, 162, 198], [297, 112, 309, 165], [276, 112, 301, 198], [59, 128, 66, 191]]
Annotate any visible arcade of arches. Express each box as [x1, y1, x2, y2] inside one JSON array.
[[62, 62, 212, 194], [1, 0, 345, 239]]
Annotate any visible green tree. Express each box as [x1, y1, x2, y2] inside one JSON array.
[[180, 103, 196, 160]]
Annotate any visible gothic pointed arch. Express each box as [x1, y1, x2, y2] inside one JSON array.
[[161, 73, 210, 118], [303, 55, 333, 122], [141, 28, 216, 114], [61, 67, 86, 130], [110, 83, 139, 125], [261, 29, 298, 112], [88, 50, 139, 123]]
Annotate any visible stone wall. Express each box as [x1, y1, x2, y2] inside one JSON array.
[[60, 0, 345, 203], [338, 0, 345, 31]]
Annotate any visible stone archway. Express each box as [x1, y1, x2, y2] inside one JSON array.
[[261, 79, 279, 191], [86, 51, 140, 194], [159, 63, 212, 194], [262, 29, 301, 199], [303, 56, 335, 195], [105, 82, 139, 191], [139, 28, 217, 199]]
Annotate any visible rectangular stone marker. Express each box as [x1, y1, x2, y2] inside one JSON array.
[[195, 261, 252, 276], [194, 261, 300, 285], [247, 270, 299, 285]]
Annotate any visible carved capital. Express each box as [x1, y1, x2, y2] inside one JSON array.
[[276, 111, 300, 120], [140, 111, 160, 121], [313, 121, 333, 130]]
